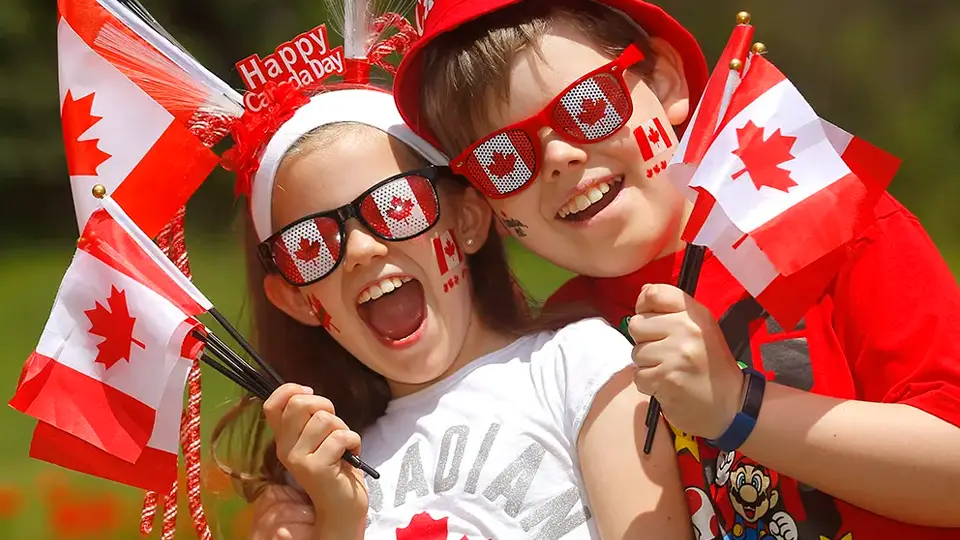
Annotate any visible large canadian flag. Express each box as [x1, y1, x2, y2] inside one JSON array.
[[28, 325, 198, 491], [668, 35, 899, 328], [57, 0, 221, 237], [9, 197, 213, 465]]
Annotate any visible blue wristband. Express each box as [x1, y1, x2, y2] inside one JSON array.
[[707, 368, 766, 452]]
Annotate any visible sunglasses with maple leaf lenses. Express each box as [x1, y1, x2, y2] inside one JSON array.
[[258, 166, 449, 287], [451, 44, 646, 199]]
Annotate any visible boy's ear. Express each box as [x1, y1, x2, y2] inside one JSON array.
[[648, 37, 690, 127], [263, 274, 320, 327], [455, 187, 494, 255]]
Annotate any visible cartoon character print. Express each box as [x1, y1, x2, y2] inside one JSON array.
[[720, 455, 798, 540]]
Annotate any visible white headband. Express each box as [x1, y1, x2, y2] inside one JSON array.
[[250, 88, 450, 241]]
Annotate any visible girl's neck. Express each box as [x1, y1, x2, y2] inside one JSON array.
[[387, 311, 515, 398]]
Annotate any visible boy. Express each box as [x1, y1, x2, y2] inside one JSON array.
[[389, 0, 960, 538]]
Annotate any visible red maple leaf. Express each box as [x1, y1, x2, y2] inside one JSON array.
[[646, 168, 654, 178], [307, 294, 339, 332], [577, 97, 607, 125], [386, 196, 415, 221], [731, 120, 799, 192], [443, 238, 457, 257], [295, 238, 322, 261], [396, 512, 447, 540], [84, 286, 146, 369], [61, 90, 112, 176], [647, 127, 661, 145], [487, 152, 517, 178]]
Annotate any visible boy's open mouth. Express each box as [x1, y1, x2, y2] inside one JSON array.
[[357, 276, 425, 342], [556, 175, 624, 222]]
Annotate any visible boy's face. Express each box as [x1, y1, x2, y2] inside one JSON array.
[[484, 22, 691, 278]]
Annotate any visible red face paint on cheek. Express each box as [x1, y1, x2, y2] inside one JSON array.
[[307, 293, 340, 333], [430, 229, 464, 286], [644, 159, 669, 180], [633, 117, 674, 164]]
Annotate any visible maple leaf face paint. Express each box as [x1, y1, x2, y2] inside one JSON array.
[[268, 128, 477, 396], [471, 29, 691, 278]]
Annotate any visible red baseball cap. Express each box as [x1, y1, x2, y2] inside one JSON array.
[[394, 0, 709, 147]]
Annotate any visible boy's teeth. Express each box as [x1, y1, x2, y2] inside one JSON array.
[[358, 277, 411, 305], [559, 176, 621, 217]]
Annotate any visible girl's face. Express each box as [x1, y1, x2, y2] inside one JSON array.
[[264, 127, 495, 397], [481, 22, 692, 278]]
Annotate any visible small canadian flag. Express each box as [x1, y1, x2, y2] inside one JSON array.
[[635, 117, 673, 161], [432, 230, 463, 276]]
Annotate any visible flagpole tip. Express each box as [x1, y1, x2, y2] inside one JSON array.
[[729, 59, 744, 71], [751, 42, 768, 55], [736, 11, 751, 25], [91, 184, 107, 199]]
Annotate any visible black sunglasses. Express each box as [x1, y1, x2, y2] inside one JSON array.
[[258, 166, 449, 287]]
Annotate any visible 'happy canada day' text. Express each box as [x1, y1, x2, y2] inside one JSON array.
[[235, 25, 345, 112]]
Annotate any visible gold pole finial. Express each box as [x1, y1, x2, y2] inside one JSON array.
[[751, 42, 767, 55], [91, 184, 107, 199], [729, 59, 744, 71], [736, 11, 751, 25]]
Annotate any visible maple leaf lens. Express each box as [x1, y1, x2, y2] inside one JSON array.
[[362, 175, 439, 240], [554, 73, 630, 141], [275, 216, 341, 285]]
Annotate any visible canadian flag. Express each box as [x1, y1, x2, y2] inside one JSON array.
[[58, 0, 221, 237], [468, 132, 537, 196], [670, 33, 900, 328], [556, 76, 629, 140], [635, 117, 673, 161], [432, 229, 463, 276], [275, 218, 342, 284], [9, 197, 212, 464], [362, 177, 439, 238], [28, 325, 199, 491]]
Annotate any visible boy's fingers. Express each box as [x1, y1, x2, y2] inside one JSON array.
[[635, 283, 687, 315]]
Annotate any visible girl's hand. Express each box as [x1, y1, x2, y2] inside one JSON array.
[[263, 384, 368, 538]]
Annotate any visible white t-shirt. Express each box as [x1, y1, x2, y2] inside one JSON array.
[[359, 317, 634, 540]]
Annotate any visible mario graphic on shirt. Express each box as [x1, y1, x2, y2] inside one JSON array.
[[719, 455, 798, 540]]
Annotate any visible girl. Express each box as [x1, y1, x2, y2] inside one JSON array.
[[390, 0, 960, 538], [219, 82, 691, 539]]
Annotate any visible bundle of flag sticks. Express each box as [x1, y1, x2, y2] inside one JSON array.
[[191, 320, 380, 478]]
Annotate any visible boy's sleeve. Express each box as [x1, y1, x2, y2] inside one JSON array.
[[832, 193, 960, 427], [534, 317, 636, 445]]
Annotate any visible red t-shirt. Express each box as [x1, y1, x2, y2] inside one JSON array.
[[546, 193, 960, 539]]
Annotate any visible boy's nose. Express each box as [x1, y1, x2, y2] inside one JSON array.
[[539, 130, 587, 182]]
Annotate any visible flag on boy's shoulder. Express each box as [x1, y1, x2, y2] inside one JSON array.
[[669, 37, 900, 329], [56, 0, 232, 237], [9, 197, 213, 467], [28, 326, 199, 491]]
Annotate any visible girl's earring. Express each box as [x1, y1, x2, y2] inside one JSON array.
[[465, 239, 475, 246]]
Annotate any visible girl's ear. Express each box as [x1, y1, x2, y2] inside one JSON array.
[[455, 187, 494, 255], [648, 37, 690, 127], [263, 274, 320, 327]]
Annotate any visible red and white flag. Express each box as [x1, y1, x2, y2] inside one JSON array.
[[635, 117, 673, 161], [469, 132, 537, 196], [669, 37, 900, 328], [432, 230, 463, 276], [9, 197, 212, 464], [28, 325, 200, 491], [362, 177, 439, 238], [57, 0, 222, 237]]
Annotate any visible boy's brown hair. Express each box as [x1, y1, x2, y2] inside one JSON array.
[[418, 0, 659, 158]]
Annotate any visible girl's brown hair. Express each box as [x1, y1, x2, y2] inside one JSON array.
[[419, 0, 658, 158], [213, 106, 594, 501]]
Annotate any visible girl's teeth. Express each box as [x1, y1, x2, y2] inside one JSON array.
[[358, 277, 410, 304], [559, 176, 621, 217]]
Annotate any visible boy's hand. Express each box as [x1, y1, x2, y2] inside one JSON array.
[[628, 284, 746, 439]]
